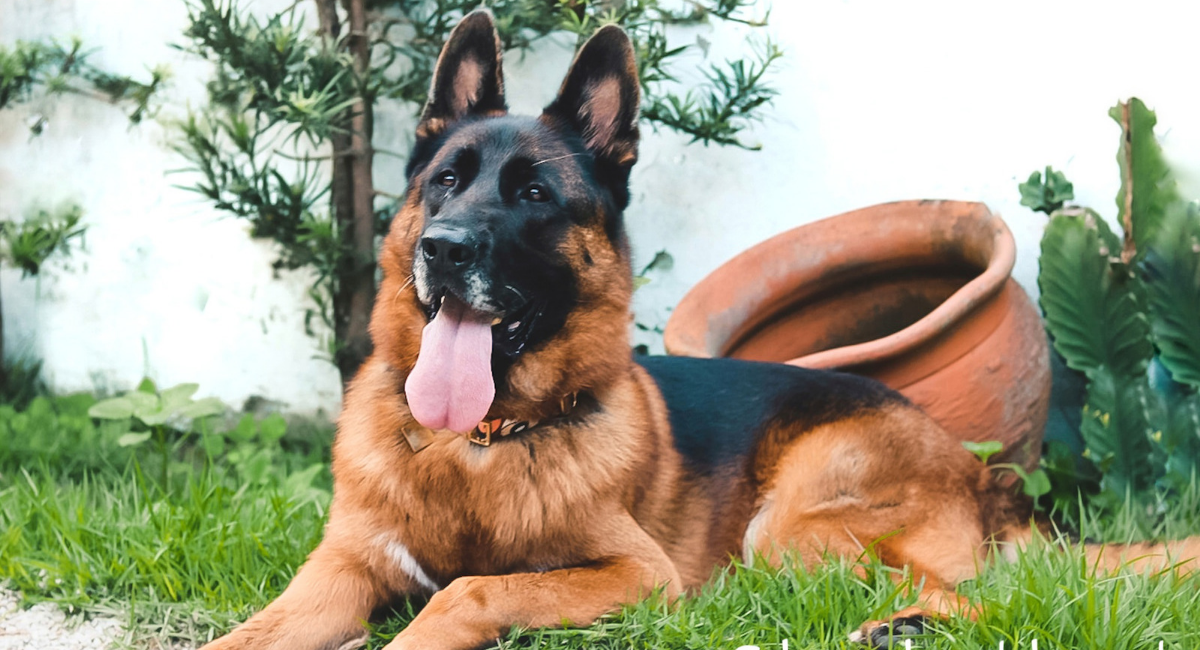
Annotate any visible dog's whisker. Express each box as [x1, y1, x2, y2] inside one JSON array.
[[504, 284, 527, 302], [393, 275, 416, 307], [532, 153, 589, 167], [397, 275, 416, 295]]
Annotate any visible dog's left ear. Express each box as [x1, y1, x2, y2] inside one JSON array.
[[542, 25, 641, 167], [416, 9, 506, 139]]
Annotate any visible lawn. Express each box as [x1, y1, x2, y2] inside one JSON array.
[[3, 393, 1200, 650]]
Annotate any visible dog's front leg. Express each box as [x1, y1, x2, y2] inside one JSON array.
[[201, 539, 385, 650], [385, 525, 681, 650]]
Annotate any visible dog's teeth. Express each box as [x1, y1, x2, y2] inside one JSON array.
[[439, 295, 446, 307], [491, 317, 502, 326], [508, 321, 521, 332]]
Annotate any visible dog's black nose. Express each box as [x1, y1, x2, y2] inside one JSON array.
[[421, 227, 478, 273]]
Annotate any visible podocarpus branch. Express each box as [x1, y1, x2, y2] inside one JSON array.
[[0, 39, 166, 133], [172, 0, 782, 385]]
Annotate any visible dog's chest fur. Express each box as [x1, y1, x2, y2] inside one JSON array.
[[331, 361, 677, 586]]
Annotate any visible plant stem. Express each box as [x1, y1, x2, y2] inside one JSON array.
[[157, 425, 169, 495], [341, 0, 376, 386], [0, 278, 6, 392], [314, 0, 370, 386]]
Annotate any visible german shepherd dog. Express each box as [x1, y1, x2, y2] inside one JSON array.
[[203, 10, 1200, 650]]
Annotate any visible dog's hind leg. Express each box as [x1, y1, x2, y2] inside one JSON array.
[[745, 411, 991, 648], [747, 502, 983, 648]]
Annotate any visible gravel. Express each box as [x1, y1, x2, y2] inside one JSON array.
[[0, 587, 122, 650]]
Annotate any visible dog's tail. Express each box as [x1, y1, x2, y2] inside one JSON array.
[[996, 522, 1200, 575], [981, 471, 1200, 574], [1083, 537, 1200, 573], [985, 489, 1200, 574]]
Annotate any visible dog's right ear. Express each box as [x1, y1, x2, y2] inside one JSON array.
[[415, 9, 506, 140]]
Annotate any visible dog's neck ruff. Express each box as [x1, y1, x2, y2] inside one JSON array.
[[401, 392, 580, 453]]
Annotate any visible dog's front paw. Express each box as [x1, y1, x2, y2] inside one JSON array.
[[383, 624, 491, 650], [199, 626, 367, 650], [849, 614, 926, 648]]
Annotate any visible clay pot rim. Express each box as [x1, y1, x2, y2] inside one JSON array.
[[665, 199, 1017, 370]]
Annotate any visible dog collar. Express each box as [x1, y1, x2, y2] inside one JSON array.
[[401, 392, 580, 453]]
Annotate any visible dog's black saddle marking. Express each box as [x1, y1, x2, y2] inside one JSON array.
[[635, 356, 904, 474]]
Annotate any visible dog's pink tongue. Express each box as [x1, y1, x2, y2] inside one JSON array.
[[405, 295, 495, 433]]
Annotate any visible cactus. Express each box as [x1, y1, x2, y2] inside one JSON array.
[[1027, 98, 1200, 503]]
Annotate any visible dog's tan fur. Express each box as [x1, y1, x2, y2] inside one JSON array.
[[201, 12, 1200, 650]]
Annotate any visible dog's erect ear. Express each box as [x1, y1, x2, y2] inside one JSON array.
[[542, 25, 641, 167], [416, 9, 506, 138]]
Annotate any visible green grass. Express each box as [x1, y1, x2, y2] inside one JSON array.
[[366, 504, 1200, 650], [485, 548, 1200, 650], [4, 395, 1200, 649], [0, 394, 331, 644]]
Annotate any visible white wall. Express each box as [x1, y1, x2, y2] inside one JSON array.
[[4, 0, 1200, 414]]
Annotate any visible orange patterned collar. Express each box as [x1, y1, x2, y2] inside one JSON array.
[[402, 392, 580, 453]]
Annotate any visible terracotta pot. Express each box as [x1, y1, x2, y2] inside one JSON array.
[[663, 200, 1050, 471]]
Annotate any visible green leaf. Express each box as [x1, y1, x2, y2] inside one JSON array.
[[136, 377, 158, 394], [962, 440, 1004, 464], [228, 414, 257, 443], [116, 431, 153, 447], [284, 463, 325, 495], [124, 391, 161, 419], [1038, 440, 1100, 519], [1038, 209, 1153, 378], [177, 397, 225, 420], [1144, 202, 1200, 389], [200, 432, 226, 458], [1110, 98, 1180, 258], [639, 249, 675, 275], [1079, 366, 1156, 497], [1021, 468, 1052, 498], [158, 383, 201, 413], [1161, 393, 1200, 453], [138, 408, 174, 427], [242, 450, 271, 484], [140, 382, 205, 425], [1019, 166, 1074, 215], [88, 397, 134, 420], [991, 462, 1050, 498], [1156, 391, 1200, 489], [259, 413, 287, 444]]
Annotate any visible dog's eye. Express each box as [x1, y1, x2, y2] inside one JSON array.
[[522, 184, 550, 203], [436, 170, 457, 188]]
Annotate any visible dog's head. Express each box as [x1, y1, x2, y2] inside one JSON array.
[[372, 10, 641, 432]]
